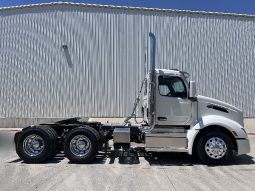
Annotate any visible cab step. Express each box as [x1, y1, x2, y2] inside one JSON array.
[[145, 132, 188, 152], [145, 147, 188, 152]]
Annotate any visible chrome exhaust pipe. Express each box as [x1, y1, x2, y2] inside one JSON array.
[[148, 32, 156, 128]]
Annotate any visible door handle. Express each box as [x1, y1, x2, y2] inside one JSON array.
[[157, 117, 167, 121]]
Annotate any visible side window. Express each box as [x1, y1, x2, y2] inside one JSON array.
[[158, 76, 187, 98]]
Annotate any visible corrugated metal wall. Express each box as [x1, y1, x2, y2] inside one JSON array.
[[0, 4, 254, 118]]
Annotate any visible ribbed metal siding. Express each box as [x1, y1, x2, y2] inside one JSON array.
[[0, 5, 254, 117]]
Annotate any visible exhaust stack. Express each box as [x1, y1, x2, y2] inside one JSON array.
[[148, 32, 156, 127], [124, 33, 156, 125]]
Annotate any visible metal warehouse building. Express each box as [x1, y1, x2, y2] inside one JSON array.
[[0, 2, 254, 126]]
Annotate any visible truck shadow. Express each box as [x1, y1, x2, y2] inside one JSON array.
[[89, 150, 255, 166], [66, 153, 108, 165], [8, 152, 254, 166], [8, 153, 66, 164], [144, 152, 255, 167]]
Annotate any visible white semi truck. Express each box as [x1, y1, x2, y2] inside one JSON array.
[[14, 33, 250, 165]]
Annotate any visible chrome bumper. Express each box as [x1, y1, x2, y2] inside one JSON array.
[[236, 138, 250, 155]]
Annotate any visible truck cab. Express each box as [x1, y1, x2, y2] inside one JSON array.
[[142, 69, 194, 127], [142, 68, 250, 163]]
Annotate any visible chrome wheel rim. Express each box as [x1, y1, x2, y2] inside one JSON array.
[[205, 137, 227, 159], [70, 135, 91, 157], [23, 134, 45, 157]]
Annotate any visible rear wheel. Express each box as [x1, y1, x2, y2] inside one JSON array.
[[64, 127, 99, 163], [16, 126, 57, 163], [196, 131, 234, 165], [14, 131, 21, 147], [38, 126, 58, 158]]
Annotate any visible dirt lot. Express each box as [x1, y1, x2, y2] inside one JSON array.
[[0, 127, 255, 191]]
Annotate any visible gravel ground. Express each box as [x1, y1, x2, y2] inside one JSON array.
[[0, 128, 255, 191]]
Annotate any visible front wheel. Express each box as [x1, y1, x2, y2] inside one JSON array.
[[196, 131, 234, 165]]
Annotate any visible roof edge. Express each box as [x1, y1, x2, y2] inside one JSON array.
[[0, 1, 255, 19]]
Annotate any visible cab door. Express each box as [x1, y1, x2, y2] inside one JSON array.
[[156, 76, 192, 126]]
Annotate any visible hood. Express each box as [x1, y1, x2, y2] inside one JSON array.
[[197, 95, 242, 113], [197, 95, 243, 126]]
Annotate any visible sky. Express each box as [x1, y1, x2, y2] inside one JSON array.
[[1, 0, 255, 15]]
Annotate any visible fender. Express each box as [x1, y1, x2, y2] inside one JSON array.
[[187, 115, 247, 155]]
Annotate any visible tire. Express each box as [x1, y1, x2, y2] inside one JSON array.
[[37, 126, 58, 158], [14, 131, 21, 147], [16, 126, 56, 163], [196, 131, 234, 165], [64, 126, 99, 163]]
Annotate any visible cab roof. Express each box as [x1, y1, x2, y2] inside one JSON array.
[[155, 69, 190, 78], [155, 69, 181, 76]]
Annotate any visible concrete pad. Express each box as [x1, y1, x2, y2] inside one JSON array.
[[244, 118, 255, 132]]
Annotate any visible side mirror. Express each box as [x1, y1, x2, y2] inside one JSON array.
[[189, 81, 197, 98]]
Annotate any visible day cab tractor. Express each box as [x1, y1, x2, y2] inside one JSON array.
[[14, 33, 250, 165]]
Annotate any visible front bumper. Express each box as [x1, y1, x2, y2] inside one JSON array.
[[236, 138, 250, 155]]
